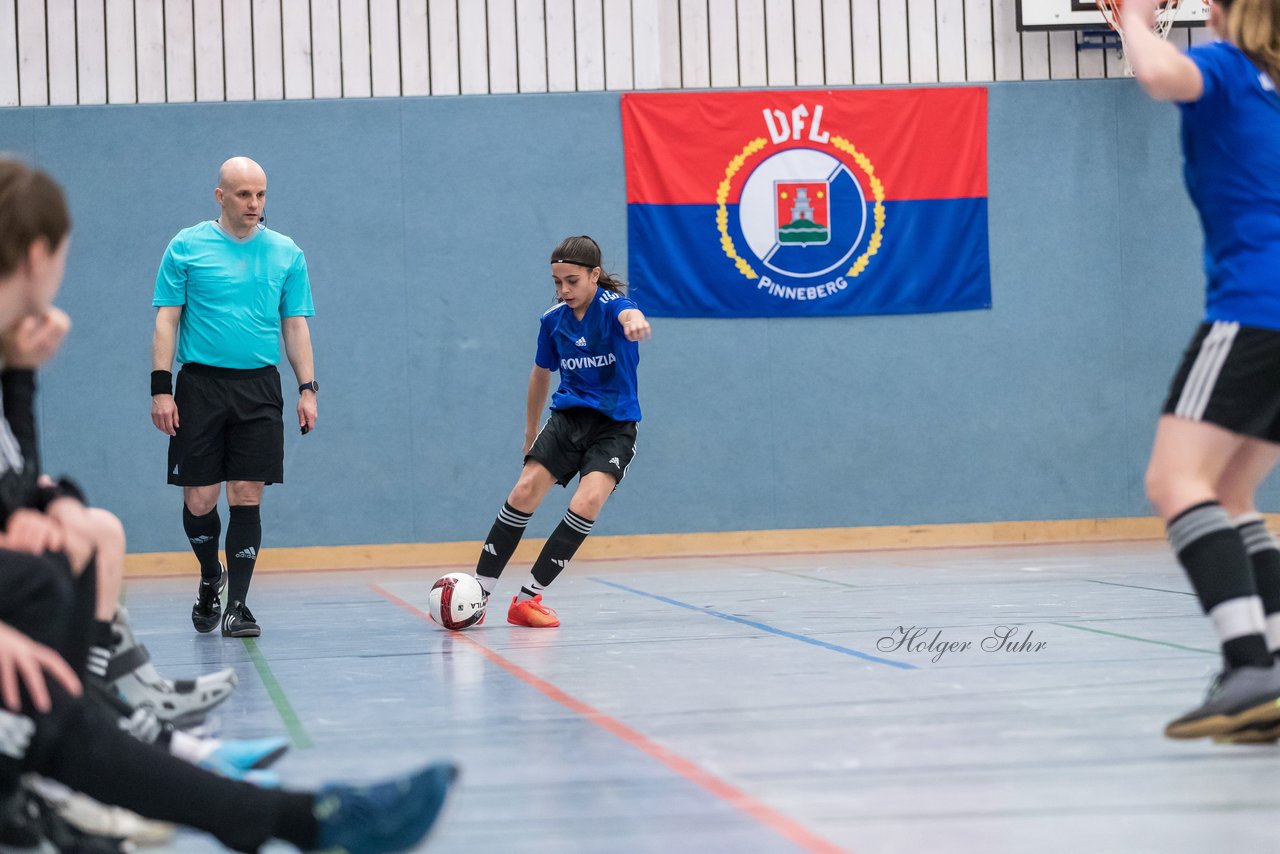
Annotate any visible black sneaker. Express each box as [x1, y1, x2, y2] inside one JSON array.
[[190, 563, 225, 634], [1165, 665, 1280, 739], [222, 601, 261, 638]]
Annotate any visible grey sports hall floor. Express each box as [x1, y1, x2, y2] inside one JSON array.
[[125, 540, 1280, 853]]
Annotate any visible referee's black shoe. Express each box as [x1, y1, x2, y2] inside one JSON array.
[[191, 563, 225, 634], [222, 601, 261, 638]]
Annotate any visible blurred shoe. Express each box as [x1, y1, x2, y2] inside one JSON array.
[[310, 762, 458, 854]]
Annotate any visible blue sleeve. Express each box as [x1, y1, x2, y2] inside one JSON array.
[[535, 318, 558, 371], [152, 235, 187, 307], [604, 294, 638, 322], [280, 251, 315, 318], [1184, 42, 1237, 108]]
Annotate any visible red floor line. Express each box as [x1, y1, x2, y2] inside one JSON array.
[[371, 582, 850, 854]]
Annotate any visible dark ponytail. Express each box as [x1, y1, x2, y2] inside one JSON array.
[[550, 235, 626, 295]]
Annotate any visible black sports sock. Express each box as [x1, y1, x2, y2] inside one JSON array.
[[1168, 501, 1271, 669], [225, 504, 262, 606], [523, 509, 594, 596], [476, 502, 533, 594], [183, 506, 222, 582], [1236, 514, 1280, 657]]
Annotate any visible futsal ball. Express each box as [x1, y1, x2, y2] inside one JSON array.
[[428, 573, 487, 631]]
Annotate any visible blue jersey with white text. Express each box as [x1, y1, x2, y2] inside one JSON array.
[[1180, 41, 1280, 330], [535, 288, 641, 422]]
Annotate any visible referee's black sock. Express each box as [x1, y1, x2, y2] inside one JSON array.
[[521, 510, 594, 599], [182, 505, 222, 582], [1236, 513, 1280, 659], [1169, 501, 1271, 669], [476, 502, 532, 596], [225, 504, 262, 606]]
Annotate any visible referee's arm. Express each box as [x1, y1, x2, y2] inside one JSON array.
[[283, 316, 317, 433], [151, 306, 182, 436]]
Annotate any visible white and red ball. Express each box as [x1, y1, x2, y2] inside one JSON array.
[[428, 573, 487, 631]]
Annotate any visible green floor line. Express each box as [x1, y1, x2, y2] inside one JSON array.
[[1050, 622, 1217, 655], [242, 638, 313, 749], [762, 568, 861, 589]]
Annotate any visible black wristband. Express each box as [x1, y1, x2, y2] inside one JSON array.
[[151, 370, 173, 396]]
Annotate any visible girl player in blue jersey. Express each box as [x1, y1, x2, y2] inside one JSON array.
[[472, 236, 651, 627], [1123, 0, 1280, 740]]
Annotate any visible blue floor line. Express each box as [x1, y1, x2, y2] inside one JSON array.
[[589, 577, 918, 670]]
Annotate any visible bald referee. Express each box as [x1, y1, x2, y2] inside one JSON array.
[[150, 156, 318, 638]]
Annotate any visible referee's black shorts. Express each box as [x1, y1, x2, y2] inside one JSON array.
[[168, 363, 285, 487], [526, 407, 638, 488], [1163, 320, 1280, 442]]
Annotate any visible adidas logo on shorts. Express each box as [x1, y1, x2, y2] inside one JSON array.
[[609, 457, 621, 468]]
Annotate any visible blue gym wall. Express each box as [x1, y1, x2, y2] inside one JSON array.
[[0, 82, 1241, 554]]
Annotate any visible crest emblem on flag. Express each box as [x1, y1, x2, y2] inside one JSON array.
[[775, 180, 830, 246]]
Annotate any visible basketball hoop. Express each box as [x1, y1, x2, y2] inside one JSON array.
[[1095, 0, 1184, 73]]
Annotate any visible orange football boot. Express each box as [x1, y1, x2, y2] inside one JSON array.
[[507, 595, 560, 628]]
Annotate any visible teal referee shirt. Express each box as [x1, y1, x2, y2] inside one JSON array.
[[153, 221, 315, 368]]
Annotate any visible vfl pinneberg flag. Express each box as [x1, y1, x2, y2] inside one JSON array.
[[622, 89, 991, 318]]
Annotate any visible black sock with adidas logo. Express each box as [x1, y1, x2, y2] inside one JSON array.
[[183, 505, 222, 582], [476, 502, 533, 596], [225, 504, 262, 606], [522, 509, 594, 598]]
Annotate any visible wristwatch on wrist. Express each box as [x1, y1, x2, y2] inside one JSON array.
[[299, 380, 319, 395]]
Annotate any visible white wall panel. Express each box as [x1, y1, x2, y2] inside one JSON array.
[[794, 0, 825, 85], [822, 0, 854, 85], [603, 0, 633, 90], [340, 0, 373, 98], [222, 0, 255, 101], [135, 0, 166, 102], [311, 0, 343, 98], [737, 0, 769, 86], [680, 0, 711, 88], [764, 0, 796, 85], [193, 0, 225, 101], [906, 0, 939, 82], [105, 0, 137, 103], [487, 0, 519, 94], [164, 0, 196, 102], [575, 0, 605, 91], [851, 0, 882, 84], [76, 0, 108, 105], [282, 0, 314, 98], [428, 0, 459, 95], [371, 0, 402, 96], [546, 0, 575, 92], [400, 0, 432, 96], [8, 0, 1216, 104], [46, 0, 77, 105], [0, 0, 18, 106], [16, 0, 46, 105], [880, 0, 911, 83], [458, 0, 488, 94]]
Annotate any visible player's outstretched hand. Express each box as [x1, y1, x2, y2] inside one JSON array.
[[620, 310, 652, 342], [0, 619, 81, 713], [2, 307, 70, 369]]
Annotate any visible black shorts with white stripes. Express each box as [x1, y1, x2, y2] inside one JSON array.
[[525, 407, 638, 488], [1163, 321, 1280, 441]]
